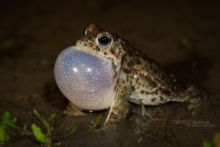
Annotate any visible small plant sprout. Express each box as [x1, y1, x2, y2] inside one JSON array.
[[0, 111, 23, 144], [91, 115, 103, 129], [139, 101, 152, 118], [2, 111, 22, 131], [63, 122, 80, 139], [32, 109, 56, 147], [0, 109, 80, 146]]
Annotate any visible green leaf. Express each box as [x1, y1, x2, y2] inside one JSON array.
[[203, 140, 212, 147], [2, 111, 21, 131], [31, 123, 46, 143], [63, 123, 80, 139], [0, 122, 9, 144], [3, 111, 15, 123]]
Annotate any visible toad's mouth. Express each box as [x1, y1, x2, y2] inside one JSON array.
[[73, 45, 123, 70]]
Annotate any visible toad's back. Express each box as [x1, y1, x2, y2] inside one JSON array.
[[120, 45, 201, 106]]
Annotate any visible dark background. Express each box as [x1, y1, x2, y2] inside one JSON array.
[[0, 0, 220, 147]]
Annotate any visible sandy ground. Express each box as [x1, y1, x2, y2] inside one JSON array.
[[0, 0, 220, 147]]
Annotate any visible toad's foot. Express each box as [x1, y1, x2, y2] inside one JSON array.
[[187, 98, 201, 110], [179, 85, 207, 111], [104, 95, 130, 127]]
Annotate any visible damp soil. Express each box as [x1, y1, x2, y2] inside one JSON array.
[[0, 1, 220, 147]]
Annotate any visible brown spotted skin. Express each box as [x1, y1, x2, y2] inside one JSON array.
[[75, 24, 201, 126]]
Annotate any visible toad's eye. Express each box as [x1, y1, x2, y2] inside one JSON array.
[[97, 33, 112, 47]]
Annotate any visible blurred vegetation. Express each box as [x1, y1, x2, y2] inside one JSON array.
[[214, 133, 220, 147], [203, 133, 220, 147], [0, 110, 80, 147], [32, 109, 56, 147], [91, 114, 104, 129], [63, 122, 80, 139], [179, 36, 192, 51], [139, 100, 152, 119], [0, 29, 31, 60], [203, 140, 213, 147], [0, 111, 23, 144], [1, 38, 15, 50], [140, 102, 152, 118]]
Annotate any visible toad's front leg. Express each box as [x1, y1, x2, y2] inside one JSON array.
[[104, 80, 130, 127]]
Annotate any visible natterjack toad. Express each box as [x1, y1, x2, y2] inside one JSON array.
[[54, 24, 201, 126]]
